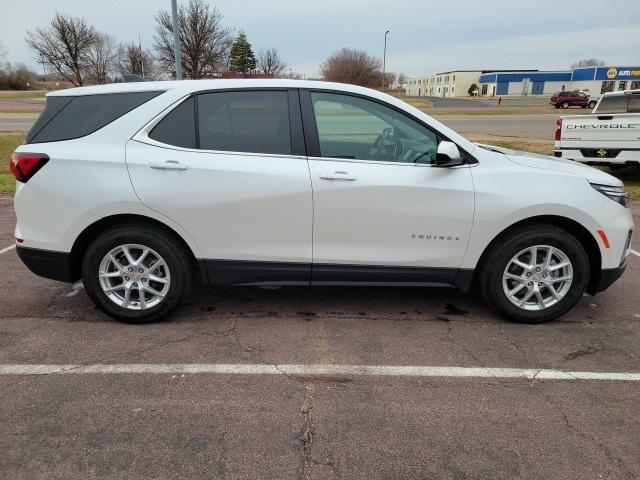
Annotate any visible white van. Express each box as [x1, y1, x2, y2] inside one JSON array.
[[554, 90, 640, 167]]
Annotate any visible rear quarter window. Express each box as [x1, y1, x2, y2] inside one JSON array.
[[27, 91, 164, 144]]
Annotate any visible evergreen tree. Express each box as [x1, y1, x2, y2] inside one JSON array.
[[228, 32, 256, 73]]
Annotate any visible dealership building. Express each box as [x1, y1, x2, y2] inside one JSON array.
[[406, 66, 640, 97]]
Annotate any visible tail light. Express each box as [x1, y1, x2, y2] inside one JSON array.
[[555, 119, 562, 141], [9, 153, 49, 183]]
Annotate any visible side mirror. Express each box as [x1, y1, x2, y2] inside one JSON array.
[[435, 141, 464, 167]]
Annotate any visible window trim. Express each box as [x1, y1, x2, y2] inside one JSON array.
[[299, 88, 477, 167], [134, 88, 306, 158]]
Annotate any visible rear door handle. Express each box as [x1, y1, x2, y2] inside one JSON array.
[[149, 160, 188, 171], [319, 171, 356, 181]]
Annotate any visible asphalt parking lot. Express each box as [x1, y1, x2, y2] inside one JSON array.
[[1, 196, 639, 479]]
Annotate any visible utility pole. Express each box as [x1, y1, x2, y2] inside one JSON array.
[[171, 0, 182, 80], [382, 30, 390, 89]]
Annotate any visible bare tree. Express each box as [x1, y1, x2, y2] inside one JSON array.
[[320, 48, 382, 88], [570, 58, 606, 69], [154, 0, 233, 78], [397, 73, 407, 86], [83, 33, 117, 84], [0, 41, 7, 63], [26, 13, 96, 86], [257, 48, 286, 76], [117, 43, 159, 80]]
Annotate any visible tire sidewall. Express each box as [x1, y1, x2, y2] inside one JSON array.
[[82, 226, 191, 323], [484, 229, 589, 323]]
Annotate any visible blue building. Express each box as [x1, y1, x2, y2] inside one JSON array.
[[479, 66, 640, 97]]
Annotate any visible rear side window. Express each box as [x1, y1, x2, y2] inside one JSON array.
[[627, 95, 640, 113], [197, 91, 291, 155], [148, 97, 196, 148], [595, 95, 628, 114], [27, 91, 163, 144]]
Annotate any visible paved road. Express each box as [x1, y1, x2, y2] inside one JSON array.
[[0, 113, 559, 140], [0, 196, 639, 478], [0, 115, 37, 133], [435, 113, 559, 140]]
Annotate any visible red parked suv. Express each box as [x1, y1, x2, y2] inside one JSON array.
[[550, 91, 597, 109]]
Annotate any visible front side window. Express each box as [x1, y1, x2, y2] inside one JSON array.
[[311, 92, 439, 164], [197, 91, 291, 155]]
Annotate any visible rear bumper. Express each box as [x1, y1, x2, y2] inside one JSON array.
[[553, 148, 640, 164], [16, 246, 75, 283]]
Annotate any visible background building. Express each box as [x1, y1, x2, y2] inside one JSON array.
[[405, 71, 486, 98], [406, 66, 640, 98], [479, 66, 640, 97]]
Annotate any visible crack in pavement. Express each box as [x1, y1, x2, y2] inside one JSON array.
[[538, 388, 635, 479], [563, 342, 604, 362], [299, 384, 314, 480]]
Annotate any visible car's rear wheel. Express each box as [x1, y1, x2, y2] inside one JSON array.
[[588, 100, 597, 109], [478, 224, 589, 323], [561, 101, 569, 109], [82, 224, 192, 323]]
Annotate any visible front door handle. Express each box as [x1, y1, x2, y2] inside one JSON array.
[[319, 171, 356, 181], [149, 160, 188, 171]]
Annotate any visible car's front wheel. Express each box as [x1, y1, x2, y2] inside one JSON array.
[[82, 224, 192, 323], [561, 101, 569, 109], [478, 225, 589, 323]]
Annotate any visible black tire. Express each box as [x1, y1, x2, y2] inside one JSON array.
[[478, 224, 589, 323], [81, 224, 192, 323], [588, 101, 597, 109], [561, 102, 569, 109]]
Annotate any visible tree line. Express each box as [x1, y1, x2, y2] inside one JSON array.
[[22, 0, 287, 87], [3, 0, 407, 91]]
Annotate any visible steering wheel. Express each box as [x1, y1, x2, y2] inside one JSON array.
[[367, 127, 403, 161]]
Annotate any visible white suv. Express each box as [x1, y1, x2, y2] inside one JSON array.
[[11, 80, 634, 323]]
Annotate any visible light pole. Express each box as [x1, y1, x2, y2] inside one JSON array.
[[382, 30, 390, 89], [171, 0, 182, 79]]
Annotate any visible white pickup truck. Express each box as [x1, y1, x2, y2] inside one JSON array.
[[554, 89, 640, 168]]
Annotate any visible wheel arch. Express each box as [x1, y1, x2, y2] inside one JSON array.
[[472, 215, 602, 293], [69, 214, 206, 283]]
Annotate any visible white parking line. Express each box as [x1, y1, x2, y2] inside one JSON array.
[[0, 244, 16, 255], [0, 363, 638, 381], [630, 249, 640, 258]]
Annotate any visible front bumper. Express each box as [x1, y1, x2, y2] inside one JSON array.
[[16, 246, 75, 283], [591, 264, 628, 293]]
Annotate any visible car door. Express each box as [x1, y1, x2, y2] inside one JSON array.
[[126, 89, 313, 285], [300, 90, 475, 284]]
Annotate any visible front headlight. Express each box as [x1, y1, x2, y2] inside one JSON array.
[[590, 183, 629, 208]]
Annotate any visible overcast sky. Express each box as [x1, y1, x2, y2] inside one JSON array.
[[1, 0, 639, 77]]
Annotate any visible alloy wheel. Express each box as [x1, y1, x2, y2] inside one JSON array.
[[98, 244, 171, 310], [502, 245, 573, 311]]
